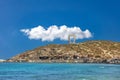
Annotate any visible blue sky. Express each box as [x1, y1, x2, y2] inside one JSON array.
[[0, 0, 120, 59]]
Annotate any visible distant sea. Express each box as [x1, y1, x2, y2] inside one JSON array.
[[0, 63, 120, 80]]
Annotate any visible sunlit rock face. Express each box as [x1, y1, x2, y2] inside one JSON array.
[[7, 40, 120, 64]]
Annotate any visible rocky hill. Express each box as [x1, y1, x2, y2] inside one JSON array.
[[7, 40, 120, 64]]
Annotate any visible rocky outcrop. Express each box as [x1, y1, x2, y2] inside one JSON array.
[[0, 59, 6, 62], [7, 40, 120, 64]]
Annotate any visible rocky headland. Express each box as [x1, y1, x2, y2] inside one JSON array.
[[0, 59, 6, 62], [6, 40, 120, 64]]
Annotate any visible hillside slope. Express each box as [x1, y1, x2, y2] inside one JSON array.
[[7, 40, 120, 64]]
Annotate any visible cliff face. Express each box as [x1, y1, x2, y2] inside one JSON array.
[[7, 41, 120, 64]]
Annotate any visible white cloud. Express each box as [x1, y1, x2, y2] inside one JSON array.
[[20, 25, 92, 41]]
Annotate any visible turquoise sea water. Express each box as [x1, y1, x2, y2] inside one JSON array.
[[0, 63, 120, 80]]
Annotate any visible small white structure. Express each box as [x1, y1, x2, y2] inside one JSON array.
[[68, 34, 76, 44]]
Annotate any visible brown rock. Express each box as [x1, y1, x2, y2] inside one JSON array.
[[7, 40, 120, 64]]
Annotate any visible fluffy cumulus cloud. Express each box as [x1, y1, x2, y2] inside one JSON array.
[[20, 25, 92, 41]]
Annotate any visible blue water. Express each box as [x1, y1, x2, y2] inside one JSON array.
[[0, 63, 120, 80]]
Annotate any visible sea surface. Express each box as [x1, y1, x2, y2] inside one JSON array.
[[0, 63, 120, 80]]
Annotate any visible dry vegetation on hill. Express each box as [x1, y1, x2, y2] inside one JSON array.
[[7, 40, 120, 64]]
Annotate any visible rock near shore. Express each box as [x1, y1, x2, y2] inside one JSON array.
[[0, 59, 6, 62], [7, 40, 120, 64]]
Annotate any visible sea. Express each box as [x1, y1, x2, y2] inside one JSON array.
[[0, 63, 120, 80]]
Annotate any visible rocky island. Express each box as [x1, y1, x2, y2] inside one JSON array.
[[6, 40, 120, 64]]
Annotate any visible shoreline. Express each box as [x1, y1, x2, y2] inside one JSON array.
[[2, 61, 120, 64]]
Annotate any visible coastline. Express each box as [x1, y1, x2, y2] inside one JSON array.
[[4, 41, 120, 64]]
